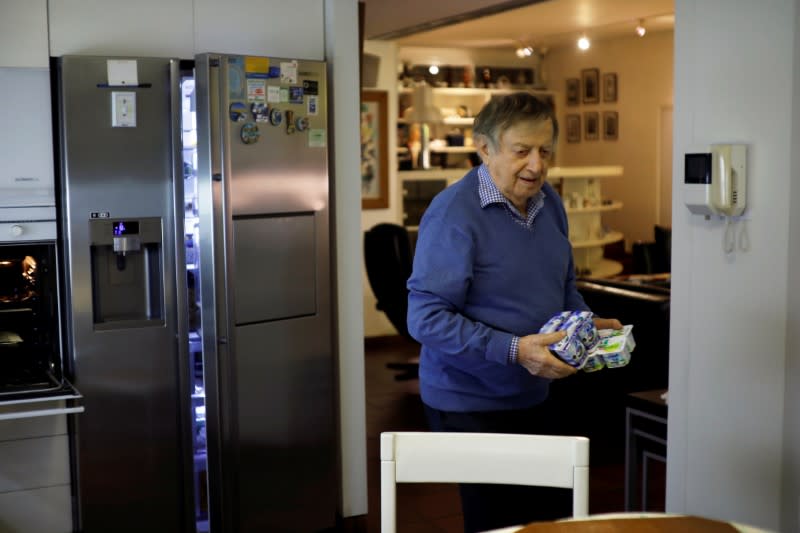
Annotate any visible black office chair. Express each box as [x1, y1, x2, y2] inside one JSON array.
[[363, 223, 420, 380]]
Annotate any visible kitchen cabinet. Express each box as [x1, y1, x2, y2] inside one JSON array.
[[548, 166, 625, 278], [0, 405, 76, 533], [0, 0, 49, 67]]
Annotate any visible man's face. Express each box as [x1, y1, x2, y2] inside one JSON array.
[[478, 119, 555, 211]]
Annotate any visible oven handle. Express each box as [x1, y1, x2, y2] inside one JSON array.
[[0, 381, 84, 421], [0, 404, 84, 421]]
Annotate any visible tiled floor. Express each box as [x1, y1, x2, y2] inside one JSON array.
[[363, 336, 648, 533]]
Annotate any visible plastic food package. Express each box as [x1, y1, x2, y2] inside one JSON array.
[[538, 311, 634, 372]]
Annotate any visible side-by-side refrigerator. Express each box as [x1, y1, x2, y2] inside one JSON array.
[[54, 54, 336, 532]]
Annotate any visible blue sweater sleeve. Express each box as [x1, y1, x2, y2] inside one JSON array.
[[407, 207, 513, 366]]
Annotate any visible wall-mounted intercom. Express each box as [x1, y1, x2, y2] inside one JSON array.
[[684, 144, 747, 217]]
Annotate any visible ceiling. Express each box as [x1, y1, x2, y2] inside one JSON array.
[[363, 0, 674, 52]]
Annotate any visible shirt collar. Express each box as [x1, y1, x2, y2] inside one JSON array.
[[477, 163, 546, 225]]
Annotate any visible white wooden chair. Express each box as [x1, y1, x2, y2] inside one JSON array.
[[379, 431, 589, 533]]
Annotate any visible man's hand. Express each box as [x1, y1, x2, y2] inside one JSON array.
[[516, 331, 577, 379], [594, 317, 623, 331]]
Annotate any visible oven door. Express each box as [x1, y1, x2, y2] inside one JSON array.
[[0, 241, 69, 399]]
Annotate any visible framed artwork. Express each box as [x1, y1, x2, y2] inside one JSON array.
[[584, 111, 599, 141], [603, 72, 618, 102], [360, 90, 389, 209], [566, 78, 580, 106], [566, 114, 581, 143], [581, 68, 599, 104], [603, 111, 619, 140]]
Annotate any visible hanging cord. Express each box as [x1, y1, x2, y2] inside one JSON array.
[[723, 217, 750, 254], [738, 219, 750, 252], [723, 217, 736, 254]]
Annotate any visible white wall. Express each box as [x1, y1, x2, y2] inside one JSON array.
[[325, 0, 368, 518], [668, 1, 798, 531]]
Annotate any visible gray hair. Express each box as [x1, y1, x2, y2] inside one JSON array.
[[472, 92, 559, 152]]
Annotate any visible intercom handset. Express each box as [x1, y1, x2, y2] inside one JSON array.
[[684, 144, 747, 217]]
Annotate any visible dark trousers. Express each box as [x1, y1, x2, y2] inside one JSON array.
[[423, 403, 571, 533]]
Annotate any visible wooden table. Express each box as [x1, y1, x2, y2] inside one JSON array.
[[485, 513, 773, 533]]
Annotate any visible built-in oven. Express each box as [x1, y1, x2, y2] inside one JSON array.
[[0, 241, 66, 397]]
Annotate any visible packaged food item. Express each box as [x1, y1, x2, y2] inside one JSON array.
[[543, 311, 594, 368], [590, 325, 635, 368], [537, 311, 635, 372]]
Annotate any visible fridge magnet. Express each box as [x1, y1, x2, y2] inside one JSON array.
[[307, 95, 318, 115], [603, 111, 619, 140], [280, 61, 298, 84], [581, 68, 600, 104], [229, 102, 248, 122], [302, 79, 319, 95], [280, 87, 289, 102], [269, 107, 283, 126], [603, 73, 618, 102], [308, 128, 326, 148], [584, 111, 599, 141], [289, 86, 304, 104], [285, 111, 296, 134], [251, 102, 269, 122], [240, 122, 260, 144], [361, 90, 389, 209], [227, 57, 245, 100], [247, 78, 266, 103], [267, 86, 281, 103], [244, 56, 269, 78]]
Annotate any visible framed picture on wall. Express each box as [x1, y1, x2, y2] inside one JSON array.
[[360, 90, 389, 209], [603, 111, 619, 140], [566, 114, 581, 143], [584, 111, 599, 140], [566, 78, 580, 106], [603, 72, 618, 102], [581, 68, 600, 104]]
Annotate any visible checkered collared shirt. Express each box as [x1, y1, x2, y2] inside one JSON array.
[[477, 164, 546, 229], [477, 163, 548, 365]]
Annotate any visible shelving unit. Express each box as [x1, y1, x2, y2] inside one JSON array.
[[398, 86, 556, 169], [548, 165, 624, 277]]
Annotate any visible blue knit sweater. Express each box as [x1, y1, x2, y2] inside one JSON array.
[[407, 166, 589, 412]]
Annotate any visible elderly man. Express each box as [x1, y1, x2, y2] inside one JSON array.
[[407, 92, 621, 532]]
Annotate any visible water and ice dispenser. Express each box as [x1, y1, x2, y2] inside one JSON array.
[[89, 217, 164, 326]]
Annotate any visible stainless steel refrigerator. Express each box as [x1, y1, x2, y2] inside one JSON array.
[[54, 54, 336, 533]]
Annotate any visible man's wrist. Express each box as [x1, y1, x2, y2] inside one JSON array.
[[508, 336, 520, 364]]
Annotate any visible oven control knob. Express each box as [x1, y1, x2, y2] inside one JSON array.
[[10, 225, 23, 237]]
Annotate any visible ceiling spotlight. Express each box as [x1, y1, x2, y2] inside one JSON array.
[[515, 45, 534, 58], [577, 34, 591, 51], [428, 65, 439, 75], [636, 19, 647, 37]]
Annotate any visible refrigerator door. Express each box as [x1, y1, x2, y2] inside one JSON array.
[[55, 56, 192, 532], [195, 54, 335, 532]]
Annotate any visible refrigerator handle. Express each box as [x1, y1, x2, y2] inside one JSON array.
[[209, 57, 222, 182]]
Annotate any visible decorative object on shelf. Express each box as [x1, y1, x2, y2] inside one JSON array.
[[603, 72, 618, 102], [584, 111, 599, 141], [566, 78, 580, 106], [361, 90, 389, 209], [581, 68, 599, 104], [603, 111, 619, 141], [566, 114, 581, 143]]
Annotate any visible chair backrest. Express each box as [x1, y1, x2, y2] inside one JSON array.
[[379, 431, 590, 533], [364, 223, 414, 340]]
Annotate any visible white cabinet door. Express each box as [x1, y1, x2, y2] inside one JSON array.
[[48, 0, 194, 58], [0, 0, 49, 67], [193, 0, 324, 60]]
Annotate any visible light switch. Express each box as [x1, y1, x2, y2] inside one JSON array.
[[112, 91, 136, 127]]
